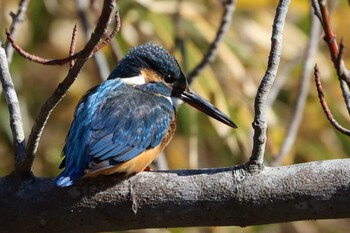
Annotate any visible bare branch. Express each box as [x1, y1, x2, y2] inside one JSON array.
[[69, 24, 78, 68], [2, 159, 350, 232], [249, 0, 291, 165], [272, 11, 322, 166], [5, 11, 119, 67], [311, 0, 323, 24], [4, 0, 31, 64], [314, 65, 350, 136], [0, 44, 25, 165], [6, 30, 82, 65], [93, 12, 121, 53], [312, 0, 350, 115], [187, 0, 236, 84], [15, 0, 117, 177]]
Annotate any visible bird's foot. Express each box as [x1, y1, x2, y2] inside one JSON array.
[[143, 166, 152, 172]]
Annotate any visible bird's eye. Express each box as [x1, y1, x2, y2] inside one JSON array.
[[164, 75, 175, 83]]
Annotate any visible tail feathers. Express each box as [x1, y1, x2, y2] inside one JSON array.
[[55, 168, 84, 187], [55, 176, 74, 187]]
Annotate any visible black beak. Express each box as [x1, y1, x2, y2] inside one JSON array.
[[179, 88, 237, 128]]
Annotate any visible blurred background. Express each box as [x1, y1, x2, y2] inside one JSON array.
[[1, 0, 350, 232]]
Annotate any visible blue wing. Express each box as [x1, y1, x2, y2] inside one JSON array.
[[86, 83, 175, 173], [55, 80, 175, 187], [88, 93, 173, 160]]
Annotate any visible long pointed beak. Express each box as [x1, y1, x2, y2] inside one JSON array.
[[179, 88, 237, 128]]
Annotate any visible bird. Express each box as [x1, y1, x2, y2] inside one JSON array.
[[55, 43, 237, 187]]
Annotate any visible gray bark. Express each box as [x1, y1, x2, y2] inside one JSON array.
[[1, 159, 349, 233]]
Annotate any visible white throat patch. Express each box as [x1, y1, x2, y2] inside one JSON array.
[[120, 75, 146, 85], [121, 75, 178, 106]]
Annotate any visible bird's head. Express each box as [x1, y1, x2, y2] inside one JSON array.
[[109, 43, 237, 128]]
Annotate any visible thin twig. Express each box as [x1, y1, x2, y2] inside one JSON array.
[[272, 12, 322, 166], [6, 30, 82, 65], [93, 12, 121, 53], [312, 0, 350, 115], [5, 12, 120, 67], [249, 0, 291, 166], [318, 1, 339, 62], [4, 0, 31, 64], [15, 0, 116, 176], [0, 44, 26, 166], [314, 65, 350, 136], [311, 0, 323, 24], [187, 0, 236, 84], [69, 24, 78, 68], [337, 39, 345, 66]]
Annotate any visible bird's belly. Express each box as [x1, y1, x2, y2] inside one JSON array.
[[95, 145, 163, 176]]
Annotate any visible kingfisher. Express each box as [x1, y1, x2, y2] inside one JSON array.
[[55, 43, 237, 187]]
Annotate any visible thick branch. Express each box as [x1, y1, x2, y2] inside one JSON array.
[[1, 159, 350, 232], [250, 0, 290, 165]]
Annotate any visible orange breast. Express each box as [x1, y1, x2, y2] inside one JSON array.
[[86, 119, 176, 177]]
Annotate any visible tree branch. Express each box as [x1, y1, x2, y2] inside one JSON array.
[[187, 0, 236, 84], [5, 11, 120, 67], [15, 0, 116, 177], [314, 65, 350, 136], [1, 159, 350, 232], [4, 0, 31, 64], [311, 0, 350, 115], [69, 24, 78, 68], [250, 0, 290, 165], [0, 44, 25, 165]]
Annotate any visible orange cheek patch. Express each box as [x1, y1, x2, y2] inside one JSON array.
[[141, 68, 162, 83]]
